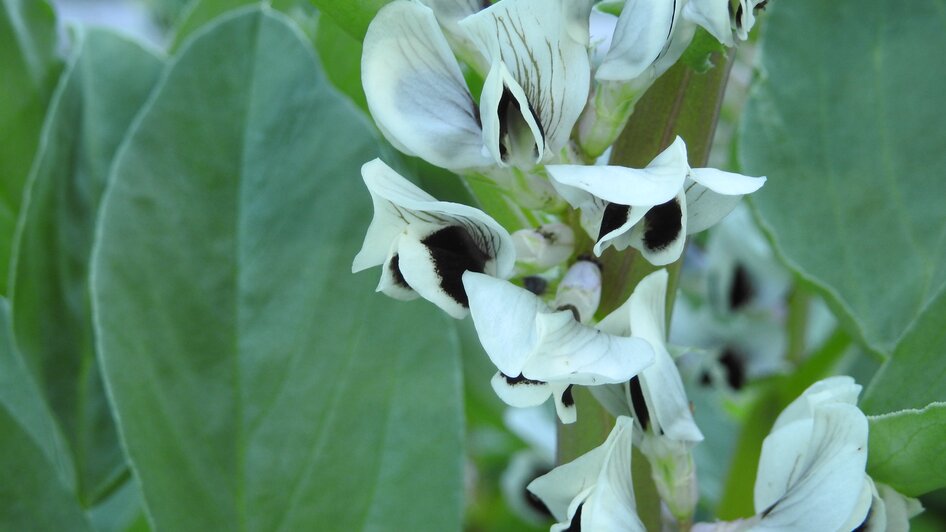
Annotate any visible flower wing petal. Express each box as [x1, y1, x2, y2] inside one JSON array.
[[631, 270, 703, 442], [464, 272, 544, 377], [682, 0, 734, 47], [363, 1, 489, 171], [582, 417, 646, 531]]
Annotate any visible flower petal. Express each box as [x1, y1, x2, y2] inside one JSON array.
[[597, 0, 678, 81], [690, 167, 766, 195], [478, 60, 546, 166], [552, 383, 578, 424], [630, 270, 703, 442], [460, 0, 591, 157], [528, 309, 655, 385], [463, 271, 544, 377], [771, 376, 861, 432], [629, 188, 688, 266], [376, 242, 420, 301], [528, 417, 643, 530], [683, 0, 734, 46], [491, 371, 553, 408], [353, 158, 439, 272], [753, 403, 869, 531], [547, 137, 689, 207], [363, 1, 490, 171]]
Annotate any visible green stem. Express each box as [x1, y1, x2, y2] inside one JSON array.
[[785, 284, 812, 365]]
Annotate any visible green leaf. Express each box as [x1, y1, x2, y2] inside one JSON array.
[[10, 29, 164, 504], [867, 403, 946, 497], [0, 0, 61, 295], [315, 12, 367, 111], [307, 0, 390, 40], [0, 299, 92, 531], [740, 0, 946, 356], [171, 0, 257, 49], [91, 8, 462, 530], [862, 288, 946, 413]]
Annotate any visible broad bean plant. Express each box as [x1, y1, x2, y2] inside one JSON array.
[[1, 0, 943, 531]]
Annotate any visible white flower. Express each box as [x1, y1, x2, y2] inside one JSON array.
[[352, 158, 514, 318], [591, 269, 703, 519], [462, 271, 655, 423], [596, 0, 766, 84], [695, 376, 872, 531], [362, 0, 590, 171], [528, 416, 646, 532], [548, 136, 766, 265]]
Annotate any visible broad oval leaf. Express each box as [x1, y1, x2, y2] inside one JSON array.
[[92, 8, 462, 530], [307, 0, 391, 40], [10, 29, 164, 504], [740, 0, 946, 356], [867, 404, 946, 497], [0, 0, 61, 295]]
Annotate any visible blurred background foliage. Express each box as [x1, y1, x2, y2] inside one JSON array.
[[1, 0, 944, 530]]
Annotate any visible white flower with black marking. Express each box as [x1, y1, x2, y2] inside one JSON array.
[[596, 0, 767, 85], [352, 159, 515, 319], [362, 0, 590, 171], [548, 136, 766, 265], [694, 376, 873, 531], [527, 416, 646, 532], [462, 271, 655, 423]]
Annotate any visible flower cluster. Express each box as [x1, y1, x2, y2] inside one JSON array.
[[349, 0, 917, 530]]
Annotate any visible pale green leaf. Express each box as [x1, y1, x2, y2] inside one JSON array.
[[92, 8, 462, 530], [740, 0, 946, 356], [862, 288, 946, 414], [867, 403, 946, 497], [0, 0, 61, 295], [0, 299, 92, 530], [10, 29, 164, 503]]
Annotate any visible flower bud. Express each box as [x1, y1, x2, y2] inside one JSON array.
[[553, 259, 602, 323], [512, 223, 575, 270]]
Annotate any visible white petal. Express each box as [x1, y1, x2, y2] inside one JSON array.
[[629, 188, 688, 266], [689, 167, 766, 195], [683, 0, 734, 47], [460, 0, 591, 156], [589, 382, 633, 419], [547, 137, 690, 206], [837, 475, 876, 532], [511, 223, 575, 270], [597, 0, 677, 81], [490, 371, 553, 408], [528, 416, 636, 523], [397, 233, 469, 318], [581, 417, 646, 531], [877, 482, 924, 532], [352, 158, 438, 272], [684, 183, 743, 235], [630, 270, 703, 442], [771, 376, 861, 433], [553, 260, 602, 323], [560, 0, 595, 45], [552, 383, 578, 424], [754, 404, 869, 531], [464, 272, 544, 377], [376, 238, 420, 301], [363, 1, 489, 171], [527, 309, 654, 385]]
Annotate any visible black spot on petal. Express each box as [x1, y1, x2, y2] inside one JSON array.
[[642, 199, 682, 253], [598, 202, 631, 241], [561, 385, 575, 407], [505, 373, 546, 386], [719, 348, 746, 390], [523, 276, 548, 295], [389, 254, 411, 289], [729, 263, 755, 310], [629, 377, 650, 432], [564, 503, 583, 531], [422, 226, 490, 308]]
